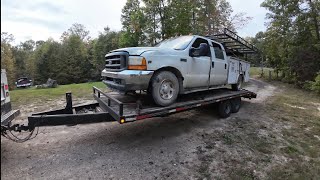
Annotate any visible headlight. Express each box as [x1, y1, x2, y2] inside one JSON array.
[[128, 56, 147, 70]]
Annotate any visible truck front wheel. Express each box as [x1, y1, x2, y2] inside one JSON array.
[[151, 71, 179, 106]]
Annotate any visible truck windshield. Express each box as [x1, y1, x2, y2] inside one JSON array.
[[155, 36, 194, 50]]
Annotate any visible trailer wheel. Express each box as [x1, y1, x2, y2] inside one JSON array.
[[218, 100, 232, 118], [231, 97, 241, 113], [232, 75, 243, 91], [151, 71, 179, 106]]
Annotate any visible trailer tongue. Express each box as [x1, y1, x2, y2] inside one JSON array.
[[1, 86, 256, 142]]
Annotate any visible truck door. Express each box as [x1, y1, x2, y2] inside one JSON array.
[[209, 41, 228, 86], [186, 38, 211, 88]]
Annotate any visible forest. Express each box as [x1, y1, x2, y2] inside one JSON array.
[[1, 0, 319, 92]]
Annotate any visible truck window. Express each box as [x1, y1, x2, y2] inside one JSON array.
[[212, 42, 225, 60], [191, 38, 211, 57]]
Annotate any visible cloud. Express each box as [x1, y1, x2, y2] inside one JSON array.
[[4, 13, 65, 30], [30, 1, 66, 14], [1, 0, 126, 44]]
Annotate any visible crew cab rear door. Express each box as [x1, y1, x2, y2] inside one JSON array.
[[185, 37, 211, 88], [209, 41, 228, 86]]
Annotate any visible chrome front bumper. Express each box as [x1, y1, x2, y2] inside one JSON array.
[[101, 69, 154, 92]]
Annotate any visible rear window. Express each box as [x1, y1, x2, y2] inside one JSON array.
[[212, 42, 225, 60]]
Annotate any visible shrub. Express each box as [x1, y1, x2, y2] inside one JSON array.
[[305, 72, 320, 94]]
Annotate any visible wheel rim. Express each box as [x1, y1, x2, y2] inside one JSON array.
[[159, 80, 174, 100]]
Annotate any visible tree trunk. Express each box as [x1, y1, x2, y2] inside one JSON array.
[[308, 0, 320, 41], [159, 0, 165, 39]]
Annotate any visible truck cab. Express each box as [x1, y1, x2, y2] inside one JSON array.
[[102, 29, 255, 106]]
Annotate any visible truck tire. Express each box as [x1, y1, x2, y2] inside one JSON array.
[[151, 71, 179, 106], [231, 97, 241, 113], [232, 75, 243, 91], [218, 100, 232, 118]]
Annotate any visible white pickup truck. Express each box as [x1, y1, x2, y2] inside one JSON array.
[[102, 32, 252, 106]]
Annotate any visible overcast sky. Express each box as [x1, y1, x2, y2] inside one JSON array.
[[1, 0, 268, 45]]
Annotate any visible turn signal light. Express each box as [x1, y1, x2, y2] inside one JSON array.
[[128, 58, 147, 70], [120, 119, 125, 124]]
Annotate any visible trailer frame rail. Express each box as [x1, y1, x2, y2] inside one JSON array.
[[92, 86, 257, 123]]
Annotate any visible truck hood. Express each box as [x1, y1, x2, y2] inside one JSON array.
[[111, 47, 160, 56]]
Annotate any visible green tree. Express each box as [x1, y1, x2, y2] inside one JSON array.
[[141, 0, 250, 41], [120, 0, 146, 47], [191, 0, 238, 35], [1, 33, 16, 88], [12, 40, 36, 78], [165, 0, 194, 37], [33, 39, 62, 84], [261, 0, 320, 86], [61, 23, 90, 42], [58, 24, 92, 84], [59, 34, 89, 84], [142, 0, 162, 45]]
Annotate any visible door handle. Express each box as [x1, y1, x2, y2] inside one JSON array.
[[225, 64, 227, 69]]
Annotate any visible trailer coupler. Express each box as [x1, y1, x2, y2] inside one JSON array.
[[2, 123, 29, 132]]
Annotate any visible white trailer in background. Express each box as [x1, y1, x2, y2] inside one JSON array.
[[1, 69, 20, 127]]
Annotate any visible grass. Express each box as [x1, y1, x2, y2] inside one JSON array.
[[250, 67, 277, 80], [218, 81, 320, 179], [265, 82, 320, 179], [10, 82, 106, 107]]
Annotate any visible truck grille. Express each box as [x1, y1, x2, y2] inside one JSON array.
[[105, 52, 128, 72]]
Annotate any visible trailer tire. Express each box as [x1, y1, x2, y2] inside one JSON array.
[[231, 97, 241, 113], [232, 75, 243, 91], [218, 100, 232, 118], [151, 71, 179, 106]]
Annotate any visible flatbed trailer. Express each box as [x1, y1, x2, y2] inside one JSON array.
[[1, 86, 256, 142]]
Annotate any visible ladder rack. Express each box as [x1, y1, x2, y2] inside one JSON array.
[[207, 28, 259, 56]]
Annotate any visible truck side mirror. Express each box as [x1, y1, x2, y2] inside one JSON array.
[[189, 47, 197, 57]]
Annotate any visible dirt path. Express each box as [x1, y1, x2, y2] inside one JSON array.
[[1, 79, 281, 179]]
